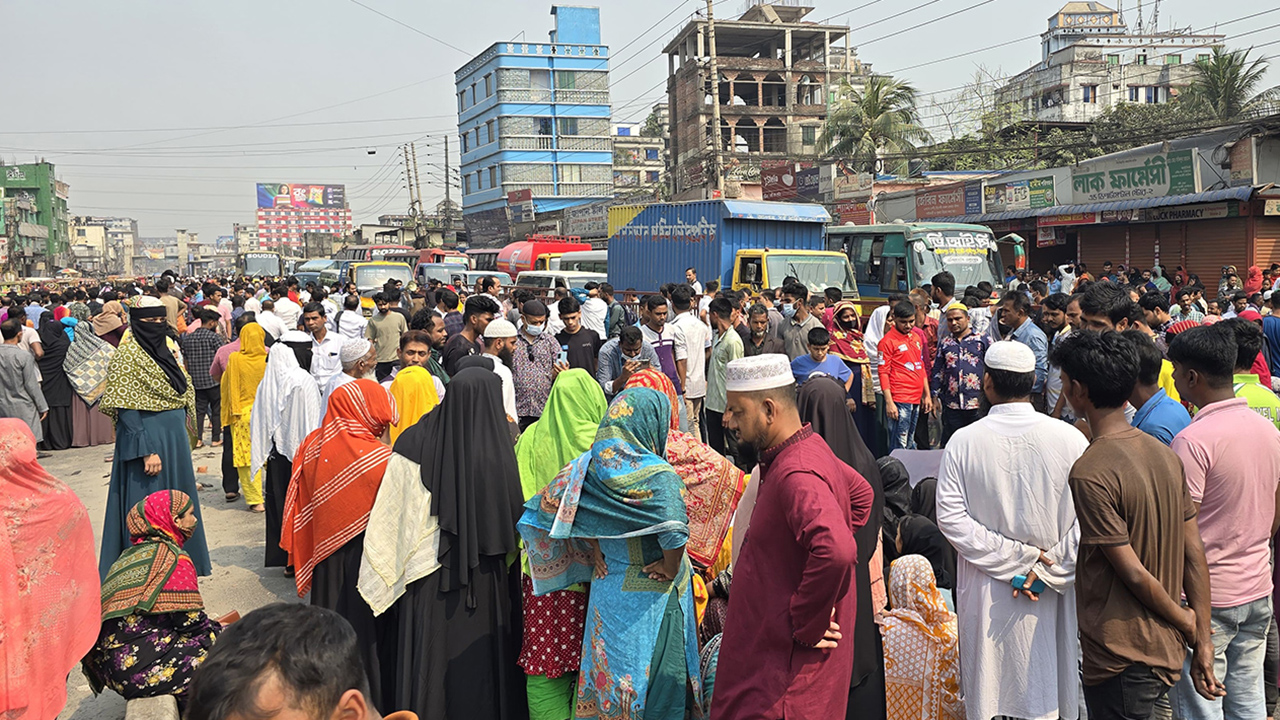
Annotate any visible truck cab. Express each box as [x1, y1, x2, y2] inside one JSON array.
[[730, 249, 860, 301]]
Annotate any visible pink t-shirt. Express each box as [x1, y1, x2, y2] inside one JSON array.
[[1171, 397, 1280, 608]]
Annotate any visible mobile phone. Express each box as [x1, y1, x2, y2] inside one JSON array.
[[636, 358, 651, 367], [1012, 574, 1046, 594], [558, 348, 568, 364]]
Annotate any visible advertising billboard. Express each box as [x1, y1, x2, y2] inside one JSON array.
[[1070, 149, 1200, 204], [916, 184, 967, 219], [256, 183, 346, 209]]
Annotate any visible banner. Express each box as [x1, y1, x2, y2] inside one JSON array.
[[1070, 149, 1200, 204], [761, 160, 816, 201], [831, 201, 872, 225], [823, 162, 874, 200], [563, 200, 611, 238], [1038, 212, 1097, 227], [256, 183, 345, 209], [916, 184, 966, 219], [964, 181, 983, 215], [983, 176, 1055, 213], [1144, 201, 1236, 223]]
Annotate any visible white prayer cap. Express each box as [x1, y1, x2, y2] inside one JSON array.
[[339, 338, 372, 363], [984, 341, 1036, 373], [483, 318, 517, 338], [726, 354, 793, 393], [280, 330, 311, 344], [135, 296, 164, 308]]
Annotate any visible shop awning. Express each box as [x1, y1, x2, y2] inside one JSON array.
[[929, 208, 1043, 223], [930, 186, 1255, 224]]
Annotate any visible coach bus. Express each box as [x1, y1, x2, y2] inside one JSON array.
[[239, 251, 283, 278], [333, 244, 414, 263]]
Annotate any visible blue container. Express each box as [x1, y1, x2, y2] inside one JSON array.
[[606, 199, 831, 292]]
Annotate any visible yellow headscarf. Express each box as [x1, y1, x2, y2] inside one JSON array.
[[220, 323, 268, 427], [388, 365, 440, 443]]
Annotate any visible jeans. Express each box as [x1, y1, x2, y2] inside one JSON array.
[[1172, 596, 1272, 720], [194, 387, 221, 442], [1083, 664, 1172, 720], [886, 402, 920, 451], [940, 407, 982, 446]]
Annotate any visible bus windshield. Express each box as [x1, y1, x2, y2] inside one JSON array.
[[909, 231, 1002, 294], [242, 253, 281, 277], [766, 254, 859, 296], [354, 264, 411, 291]]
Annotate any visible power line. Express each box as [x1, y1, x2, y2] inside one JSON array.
[[858, 0, 998, 47], [846, 0, 947, 34], [345, 0, 472, 55]]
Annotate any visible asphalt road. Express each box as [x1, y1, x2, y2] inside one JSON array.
[[51, 441, 302, 719]]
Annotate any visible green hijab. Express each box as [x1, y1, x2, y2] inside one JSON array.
[[514, 368, 607, 502]]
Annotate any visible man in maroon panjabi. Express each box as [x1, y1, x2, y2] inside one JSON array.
[[717, 354, 874, 719]]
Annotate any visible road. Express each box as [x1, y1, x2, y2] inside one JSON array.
[[51, 442, 302, 720]]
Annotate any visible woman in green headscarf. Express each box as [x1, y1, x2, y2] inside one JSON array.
[[512, 368, 607, 720]]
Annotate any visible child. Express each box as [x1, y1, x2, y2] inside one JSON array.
[[879, 300, 931, 450]]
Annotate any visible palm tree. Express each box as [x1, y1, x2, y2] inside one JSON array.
[[1184, 46, 1276, 123], [819, 75, 931, 175]]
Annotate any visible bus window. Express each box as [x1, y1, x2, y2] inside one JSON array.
[[737, 256, 762, 287], [850, 236, 886, 287]]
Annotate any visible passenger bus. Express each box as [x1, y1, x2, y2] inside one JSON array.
[[496, 236, 591, 276], [333, 244, 414, 263], [467, 248, 500, 272], [550, 250, 607, 274], [239, 251, 283, 278], [385, 248, 471, 271]]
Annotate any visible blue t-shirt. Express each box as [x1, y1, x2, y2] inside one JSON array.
[[1131, 388, 1192, 446], [791, 354, 852, 387]]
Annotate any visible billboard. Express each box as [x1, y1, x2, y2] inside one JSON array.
[[916, 184, 967, 219], [256, 183, 346, 209], [1070, 149, 1199, 204]]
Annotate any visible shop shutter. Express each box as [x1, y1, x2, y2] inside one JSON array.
[[1182, 218, 1250, 297], [1078, 225, 1127, 277], [1254, 217, 1280, 267], [1127, 224, 1157, 274]]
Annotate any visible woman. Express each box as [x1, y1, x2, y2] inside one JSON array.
[[281, 379, 398, 710], [35, 313, 74, 451], [797, 376, 887, 720], [84, 490, 221, 707], [828, 300, 877, 447], [388, 365, 439, 444], [66, 320, 116, 448], [1245, 264, 1265, 295], [881, 555, 963, 720], [220, 323, 268, 508], [92, 300, 128, 347], [98, 296, 210, 579], [0, 419, 100, 719], [520, 387, 703, 719], [360, 368, 525, 719], [513, 368, 607, 720], [879, 455, 912, 568], [1149, 266, 1172, 295]]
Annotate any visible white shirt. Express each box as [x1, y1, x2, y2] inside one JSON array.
[[483, 353, 519, 422], [17, 326, 42, 381], [669, 309, 710, 399], [581, 297, 608, 337], [256, 311, 288, 341], [936, 403, 1089, 720], [335, 309, 368, 340], [863, 305, 891, 393], [274, 297, 303, 330], [547, 300, 566, 336], [688, 280, 703, 294], [244, 296, 262, 315], [310, 331, 345, 389]]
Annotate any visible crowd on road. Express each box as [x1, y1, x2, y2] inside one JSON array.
[[6, 258, 1280, 720]]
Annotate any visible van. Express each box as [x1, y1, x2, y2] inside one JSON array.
[[516, 271, 608, 291], [550, 250, 608, 274]]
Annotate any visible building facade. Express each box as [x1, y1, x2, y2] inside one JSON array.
[[455, 5, 613, 246], [612, 122, 665, 197], [70, 216, 137, 275], [0, 162, 69, 275], [995, 2, 1224, 129], [234, 222, 260, 255], [662, 2, 873, 200], [254, 183, 352, 256]]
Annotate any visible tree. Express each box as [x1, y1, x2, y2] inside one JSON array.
[[1183, 47, 1276, 123], [640, 107, 665, 138], [819, 76, 931, 175]]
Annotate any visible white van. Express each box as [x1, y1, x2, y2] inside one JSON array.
[[515, 270, 608, 290]]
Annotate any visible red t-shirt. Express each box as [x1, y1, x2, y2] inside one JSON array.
[[878, 326, 926, 403]]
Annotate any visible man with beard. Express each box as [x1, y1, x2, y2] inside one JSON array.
[[251, 330, 322, 575], [480, 318, 519, 424], [319, 338, 377, 421], [716, 354, 875, 719], [743, 303, 785, 356], [1042, 293, 1075, 421]]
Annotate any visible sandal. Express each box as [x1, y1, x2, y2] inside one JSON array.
[[250, 504, 266, 513], [225, 492, 240, 502], [283, 566, 295, 578]]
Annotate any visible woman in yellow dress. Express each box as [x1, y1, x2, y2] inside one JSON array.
[[220, 323, 268, 511]]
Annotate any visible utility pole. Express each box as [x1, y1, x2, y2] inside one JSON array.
[[443, 135, 456, 245], [706, 0, 723, 196]]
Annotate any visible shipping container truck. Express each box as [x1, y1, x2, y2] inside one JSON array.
[[607, 200, 859, 299]]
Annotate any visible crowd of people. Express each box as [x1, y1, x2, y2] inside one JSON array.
[[5, 256, 1280, 720]]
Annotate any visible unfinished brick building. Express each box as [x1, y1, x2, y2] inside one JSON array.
[[662, 1, 871, 200]]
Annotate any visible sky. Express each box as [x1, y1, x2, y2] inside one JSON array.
[[3, 0, 1275, 243]]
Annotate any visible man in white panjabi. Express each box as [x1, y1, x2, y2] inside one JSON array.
[[936, 341, 1089, 720]]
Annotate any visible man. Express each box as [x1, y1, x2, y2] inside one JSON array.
[[1173, 289, 1206, 323], [759, 288, 784, 339], [936, 340, 1089, 720], [1222, 290, 1250, 319], [23, 294, 46, 329], [187, 603, 403, 720], [511, 299, 558, 429], [931, 301, 991, 445], [1124, 330, 1191, 445], [481, 318, 519, 423], [442, 294, 498, 377], [1101, 260, 1116, 282], [1079, 282, 1138, 332], [581, 282, 609, 338], [1052, 330, 1220, 719], [684, 266, 704, 295], [554, 295, 603, 376], [705, 297, 744, 456], [1042, 293, 1076, 421], [6, 307, 44, 379], [1264, 293, 1280, 379], [0, 318, 48, 443], [779, 282, 823, 361], [332, 294, 368, 341], [596, 325, 659, 398], [1139, 292, 1175, 352], [408, 309, 451, 386], [180, 308, 227, 447], [320, 338, 376, 422], [256, 299, 288, 341], [272, 284, 303, 330], [1223, 318, 1280, 431], [669, 285, 710, 441], [880, 301, 931, 451], [155, 278, 183, 333], [435, 288, 463, 338], [302, 302, 342, 390], [715, 354, 875, 719], [365, 292, 408, 382], [640, 294, 688, 426], [599, 283, 625, 339], [743, 303, 785, 356], [1000, 291, 1049, 411]]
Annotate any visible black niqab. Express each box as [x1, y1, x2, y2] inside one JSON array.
[[910, 476, 939, 524], [393, 367, 523, 598], [285, 341, 313, 373], [896, 514, 956, 590], [128, 307, 188, 395], [878, 455, 912, 567]]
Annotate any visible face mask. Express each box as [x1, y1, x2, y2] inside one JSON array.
[[781, 303, 796, 318], [839, 318, 856, 330], [524, 323, 544, 337]]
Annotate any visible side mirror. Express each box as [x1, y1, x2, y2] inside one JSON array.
[[745, 264, 759, 283]]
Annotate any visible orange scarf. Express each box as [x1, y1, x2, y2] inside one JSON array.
[[281, 379, 397, 596]]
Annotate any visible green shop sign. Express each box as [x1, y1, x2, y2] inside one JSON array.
[[1071, 149, 1200, 204]]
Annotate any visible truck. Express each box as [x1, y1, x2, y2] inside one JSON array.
[[606, 199, 859, 299]]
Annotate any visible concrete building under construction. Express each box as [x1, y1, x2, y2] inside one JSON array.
[[662, 0, 873, 200]]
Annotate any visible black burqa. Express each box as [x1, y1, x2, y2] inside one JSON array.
[[128, 308, 188, 395], [36, 315, 74, 450], [895, 514, 956, 591], [878, 455, 912, 568], [388, 367, 526, 720], [264, 341, 312, 569], [796, 376, 886, 720]]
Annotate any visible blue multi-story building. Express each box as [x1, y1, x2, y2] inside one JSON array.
[[455, 6, 612, 231]]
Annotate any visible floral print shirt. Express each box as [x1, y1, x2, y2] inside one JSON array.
[[930, 331, 991, 411]]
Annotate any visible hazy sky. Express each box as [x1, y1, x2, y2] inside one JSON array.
[[4, 0, 1274, 242]]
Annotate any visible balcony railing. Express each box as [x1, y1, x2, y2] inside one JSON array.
[[558, 135, 611, 151], [497, 88, 554, 104], [557, 182, 613, 196], [500, 135, 555, 150], [495, 88, 610, 105], [555, 89, 610, 105]]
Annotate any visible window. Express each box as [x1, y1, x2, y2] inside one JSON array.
[[476, 171, 483, 190], [1129, 86, 1139, 102], [557, 118, 578, 136], [1135, 54, 1148, 65], [1106, 54, 1120, 66], [616, 127, 631, 136], [484, 74, 492, 96], [1082, 85, 1098, 104], [1165, 54, 1181, 65], [559, 164, 582, 183], [1146, 86, 1160, 104], [486, 120, 494, 145], [555, 70, 577, 89], [1197, 53, 1211, 63], [458, 91, 466, 111], [645, 148, 659, 160], [464, 176, 472, 195], [646, 171, 660, 183], [470, 84, 476, 104], [538, 117, 553, 136], [461, 131, 469, 153], [489, 166, 497, 187], [802, 126, 817, 145]]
